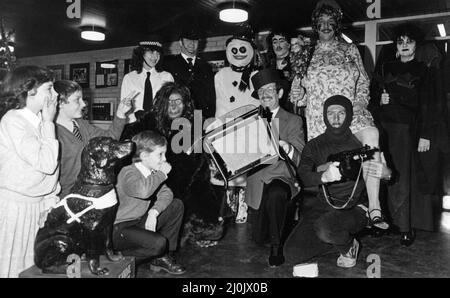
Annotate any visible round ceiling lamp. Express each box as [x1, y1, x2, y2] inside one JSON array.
[[80, 26, 105, 41], [218, 1, 249, 23]]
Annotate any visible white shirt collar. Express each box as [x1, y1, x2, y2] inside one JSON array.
[[141, 67, 157, 76], [135, 162, 155, 178], [271, 106, 280, 117], [181, 53, 196, 65], [18, 107, 42, 129]]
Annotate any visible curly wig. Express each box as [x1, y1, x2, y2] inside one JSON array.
[[311, 2, 343, 36], [151, 82, 195, 138]]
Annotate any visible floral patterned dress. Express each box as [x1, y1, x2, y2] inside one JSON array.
[[295, 39, 375, 140]]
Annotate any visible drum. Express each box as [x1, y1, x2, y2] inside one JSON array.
[[203, 105, 280, 184]]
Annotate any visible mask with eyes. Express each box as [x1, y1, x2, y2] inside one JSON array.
[[226, 38, 255, 68]]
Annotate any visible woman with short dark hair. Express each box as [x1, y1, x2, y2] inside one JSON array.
[[370, 23, 449, 245]]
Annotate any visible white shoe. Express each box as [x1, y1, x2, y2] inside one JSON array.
[[337, 238, 359, 268]]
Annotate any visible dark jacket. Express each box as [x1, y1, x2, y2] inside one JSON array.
[[370, 59, 449, 149], [164, 54, 216, 119], [298, 132, 366, 209], [298, 95, 367, 209]]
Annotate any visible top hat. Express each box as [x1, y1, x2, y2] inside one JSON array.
[[251, 68, 281, 99], [226, 26, 256, 49]]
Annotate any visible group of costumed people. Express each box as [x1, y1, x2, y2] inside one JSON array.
[[288, 0, 448, 248], [0, 0, 449, 278]]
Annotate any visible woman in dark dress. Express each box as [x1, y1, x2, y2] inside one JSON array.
[[370, 23, 450, 246], [121, 82, 225, 247]]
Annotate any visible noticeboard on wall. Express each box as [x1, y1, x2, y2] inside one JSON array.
[[95, 60, 118, 88], [90, 97, 116, 123]]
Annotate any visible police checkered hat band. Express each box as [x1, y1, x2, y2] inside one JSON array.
[[139, 41, 162, 47]]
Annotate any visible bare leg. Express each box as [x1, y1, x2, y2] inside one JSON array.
[[354, 127, 388, 229]]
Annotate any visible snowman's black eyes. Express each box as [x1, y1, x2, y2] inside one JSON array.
[[239, 47, 247, 54], [232, 47, 238, 54]]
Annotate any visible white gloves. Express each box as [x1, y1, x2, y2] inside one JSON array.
[[321, 162, 342, 183], [145, 209, 159, 232]]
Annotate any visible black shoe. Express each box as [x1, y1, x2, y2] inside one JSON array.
[[268, 245, 285, 267], [400, 230, 415, 247], [150, 255, 186, 275]]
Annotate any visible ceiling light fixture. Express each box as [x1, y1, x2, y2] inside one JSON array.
[[81, 26, 105, 41], [218, 1, 249, 23], [437, 24, 446, 37]]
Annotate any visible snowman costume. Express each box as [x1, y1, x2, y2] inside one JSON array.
[[214, 34, 260, 118]]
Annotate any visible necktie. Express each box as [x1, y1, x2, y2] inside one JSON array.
[[142, 71, 153, 111], [187, 58, 194, 71], [72, 121, 83, 142]]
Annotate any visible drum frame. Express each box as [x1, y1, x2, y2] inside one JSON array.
[[203, 108, 280, 183]]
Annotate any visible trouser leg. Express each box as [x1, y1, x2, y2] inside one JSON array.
[[313, 207, 367, 254], [382, 122, 412, 232], [156, 199, 184, 251], [283, 197, 331, 263], [113, 220, 167, 264], [263, 180, 291, 246]]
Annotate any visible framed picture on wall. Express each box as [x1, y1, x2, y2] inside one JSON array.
[[95, 60, 118, 88], [47, 65, 65, 81], [207, 60, 226, 74], [124, 59, 133, 75], [200, 51, 227, 73], [90, 97, 116, 123], [70, 63, 90, 88]]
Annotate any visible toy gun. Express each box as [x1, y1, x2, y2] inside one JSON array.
[[327, 145, 379, 182]]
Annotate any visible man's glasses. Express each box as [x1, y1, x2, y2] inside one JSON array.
[[257, 86, 277, 98]]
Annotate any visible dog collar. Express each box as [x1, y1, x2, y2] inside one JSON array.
[[54, 189, 118, 224]]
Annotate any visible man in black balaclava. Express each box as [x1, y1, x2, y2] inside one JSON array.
[[283, 95, 390, 269]]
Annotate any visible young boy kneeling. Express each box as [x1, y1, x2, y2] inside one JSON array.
[[113, 130, 185, 275]]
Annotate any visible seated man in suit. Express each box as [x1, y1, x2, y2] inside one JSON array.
[[246, 68, 305, 267], [164, 26, 216, 119]]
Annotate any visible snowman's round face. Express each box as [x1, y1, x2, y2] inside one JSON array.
[[226, 39, 254, 68]]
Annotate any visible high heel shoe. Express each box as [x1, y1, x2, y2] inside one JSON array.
[[368, 209, 389, 230], [400, 230, 415, 247]]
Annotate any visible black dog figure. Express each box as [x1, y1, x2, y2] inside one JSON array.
[[34, 137, 133, 275]]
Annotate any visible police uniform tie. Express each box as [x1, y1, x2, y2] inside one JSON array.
[[72, 121, 83, 142], [187, 58, 194, 71], [142, 71, 153, 111]]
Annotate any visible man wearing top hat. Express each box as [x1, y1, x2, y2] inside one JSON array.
[[121, 36, 174, 124], [246, 68, 305, 267], [164, 27, 216, 119]]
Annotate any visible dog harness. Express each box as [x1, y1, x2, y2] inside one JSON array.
[[54, 189, 118, 224]]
